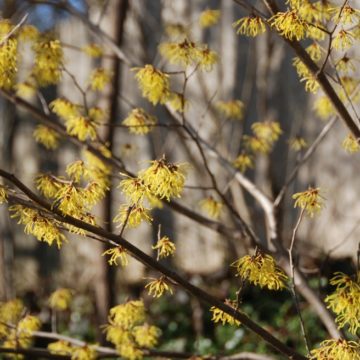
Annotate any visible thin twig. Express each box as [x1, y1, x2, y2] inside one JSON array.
[[288, 209, 310, 355]]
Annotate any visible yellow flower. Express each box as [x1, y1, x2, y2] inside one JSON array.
[[167, 92, 187, 113], [243, 135, 271, 154], [313, 95, 334, 120], [65, 116, 98, 141], [306, 42, 323, 62], [89, 67, 112, 91], [289, 136, 307, 151], [292, 187, 324, 217], [164, 23, 189, 39], [10, 205, 66, 248], [114, 204, 152, 228], [15, 81, 37, 100], [83, 180, 107, 206], [0, 299, 24, 335], [145, 277, 173, 298], [18, 24, 39, 41], [139, 156, 188, 201], [342, 134, 360, 154], [50, 98, 81, 121], [159, 38, 198, 67], [199, 197, 223, 219], [295, 1, 331, 23], [293, 57, 320, 93], [233, 16, 266, 37], [54, 184, 86, 216], [32, 36, 63, 86], [18, 315, 41, 337], [82, 43, 103, 58], [324, 272, 360, 334], [270, 10, 308, 41], [210, 299, 241, 326], [216, 100, 244, 120], [232, 251, 288, 290], [196, 47, 218, 71], [133, 65, 170, 105], [199, 9, 220, 28], [233, 152, 253, 172], [122, 108, 157, 135], [4, 315, 40, 349], [89, 106, 107, 123], [336, 56, 355, 73], [0, 37, 18, 89], [36, 174, 62, 198], [66, 160, 85, 183], [332, 30, 354, 51], [309, 339, 360, 360], [117, 343, 143, 360], [159, 39, 216, 70], [49, 288, 73, 311], [119, 176, 150, 205], [331, 5, 360, 25], [0, 185, 8, 204], [72, 345, 97, 360], [152, 236, 176, 260], [102, 246, 129, 266], [0, 20, 13, 39], [133, 324, 160, 348], [48, 340, 73, 356], [251, 121, 282, 143], [109, 300, 145, 329]]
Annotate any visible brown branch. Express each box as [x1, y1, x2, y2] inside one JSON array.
[[0, 169, 307, 360]]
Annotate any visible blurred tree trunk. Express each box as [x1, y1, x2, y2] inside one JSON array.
[[102, 0, 129, 309]]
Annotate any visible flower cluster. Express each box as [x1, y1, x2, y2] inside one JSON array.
[[35, 157, 109, 234], [152, 236, 176, 260], [0, 185, 8, 204], [89, 67, 112, 91], [309, 339, 360, 360], [342, 134, 360, 154], [49, 288, 73, 311], [232, 251, 288, 290], [33, 125, 61, 149], [103, 246, 129, 266], [48, 341, 98, 360], [122, 108, 157, 135], [233, 152, 253, 173], [199, 9, 220, 28], [133, 65, 170, 105], [210, 299, 241, 326], [139, 157, 188, 201], [145, 276, 173, 298], [199, 196, 223, 219], [104, 299, 160, 360], [292, 187, 324, 217], [289, 136, 307, 152], [0, 299, 41, 352], [324, 272, 360, 334], [50, 98, 103, 142], [115, 159, 187, 229], [10, 204, 66, 248], [159, 38, 217, 70], [270, 10, 308, 41], [216, 99, 244, 120], [32, 35, 64, 86], [241, 121, 282, 156], [82, 43, 103, 58], [233, 16, 266, 37]]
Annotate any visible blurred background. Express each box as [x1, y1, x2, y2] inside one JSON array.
[[0, 0, 358, 356]]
